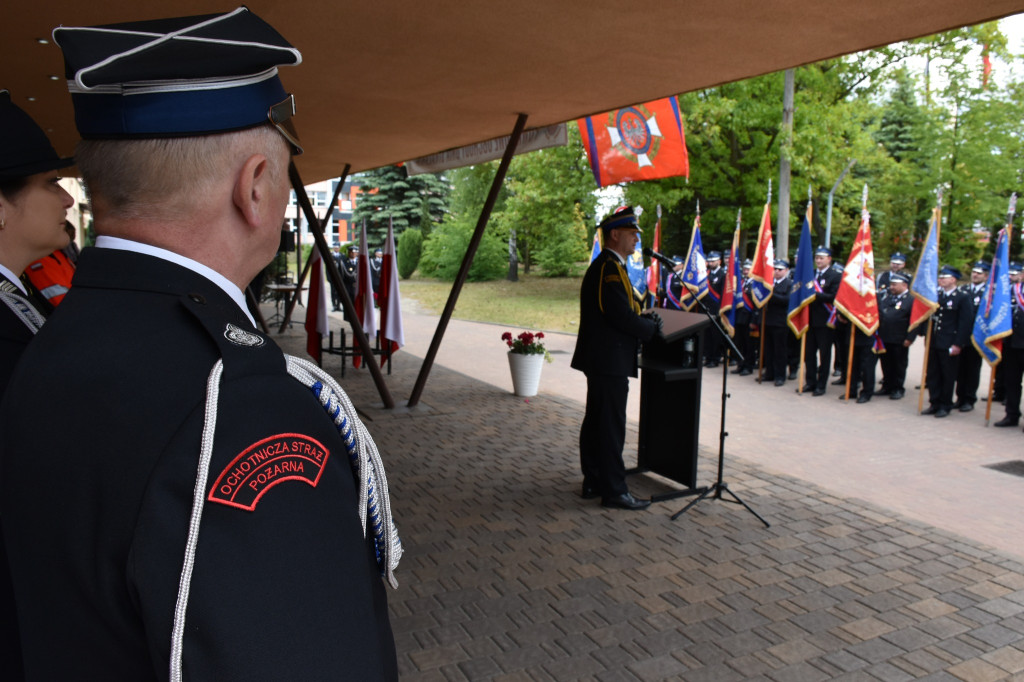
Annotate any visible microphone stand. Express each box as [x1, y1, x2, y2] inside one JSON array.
[[669, 283, 770, 527]]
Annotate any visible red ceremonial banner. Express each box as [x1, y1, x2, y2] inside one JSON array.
[[834, 211, 879, 335], [578, 96, 689, 187]]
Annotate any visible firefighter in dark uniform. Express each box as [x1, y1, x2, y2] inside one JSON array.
[[914, 265, 973, 417], [992, 262, 1023, 404], [994, 262, 1024, 428], [704, 250, 724, 367], [0, 88, 76, 682], [954, 261, 989, 412], [730, 259, 755, 375], [661, 255, 687, 310], [876, 272, 914, 399], [763, 259, 793, 386], [572, 206, 660, 510], [804, 246, 841, 395], [876, 252, 909, 293], [1, 10, 399, 680]]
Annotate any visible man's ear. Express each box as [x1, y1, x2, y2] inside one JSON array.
[[232, 153, 270, 229]]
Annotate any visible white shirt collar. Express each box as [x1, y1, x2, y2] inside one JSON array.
[[609, 249, 627, 265], [95, 236, 255, 327], [0, 263, 27, 295]]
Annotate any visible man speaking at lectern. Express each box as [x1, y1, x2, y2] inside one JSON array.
[[572, 207, 660, 510]]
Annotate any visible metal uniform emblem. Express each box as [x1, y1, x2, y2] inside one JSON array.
[[224, 323, 265, 348]]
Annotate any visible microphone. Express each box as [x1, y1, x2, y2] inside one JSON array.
[[643, 247, 677, 270]]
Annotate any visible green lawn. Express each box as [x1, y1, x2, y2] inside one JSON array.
[[399, 272, 583, 334]]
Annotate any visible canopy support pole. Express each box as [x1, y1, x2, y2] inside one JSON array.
[[408, 113, 529, 407]]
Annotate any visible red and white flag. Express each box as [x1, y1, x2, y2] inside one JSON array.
[[578, 96, 689, 187], [379, 218, 405, 354], [834, 209, 880, 335], [303, 245, 329, 363], [353, 222, 377, 368], [747, 203, 775, 308]]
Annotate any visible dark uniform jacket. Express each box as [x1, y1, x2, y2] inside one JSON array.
[[0, 273, 46, 395], [878, 289, 912, 344], [915, 286, 973, 349], [705, 266, 725, 314], [572, 249, 657, 377], [809, 267, 841, 326], [764, 277, 793, 327], [960, 282, 986, 321], [1, 248, 397, 680], [1009, 283, 1024, 349]]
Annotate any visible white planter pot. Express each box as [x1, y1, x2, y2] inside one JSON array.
[[507, 351, 544, 397]]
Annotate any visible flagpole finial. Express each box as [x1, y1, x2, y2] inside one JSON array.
[[808, 184, 812, 203], [935, 185, 943, 208], [696, 200, 700, 216], [657, 204, 662, 218], [736, 208, 742, 229], [767, 179, 772, 206], [861, 184, 869, 210], [1009, 193, 1017, 217]]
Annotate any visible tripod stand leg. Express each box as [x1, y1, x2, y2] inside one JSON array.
[[716, 483, 770, 528], [669, 486, 713, 521]]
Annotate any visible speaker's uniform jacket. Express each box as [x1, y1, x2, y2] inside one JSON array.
[[1, 247, 397, 681], [955, 282, 986, 408], [572, 248, 657, 498]]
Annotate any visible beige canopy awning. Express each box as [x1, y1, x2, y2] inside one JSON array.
[[5, 1, 1024, 182]]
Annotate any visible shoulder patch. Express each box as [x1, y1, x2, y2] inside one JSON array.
[[224, 323, 265, 348], [603, 274, 621, 283], [207, 433, 330, 511]]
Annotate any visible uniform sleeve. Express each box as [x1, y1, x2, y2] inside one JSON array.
[[129, 375, 397, 681], [598, 261, 657, 342]]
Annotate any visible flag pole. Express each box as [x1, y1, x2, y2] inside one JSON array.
[[797, 189, 812, 395], [757, 182, 771, 383], [844, 324, 855, 401]]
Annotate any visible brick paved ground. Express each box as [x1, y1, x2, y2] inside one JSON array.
[[270, 306, 1024, 681]]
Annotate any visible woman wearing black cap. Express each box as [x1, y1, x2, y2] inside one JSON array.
[[0, 91, 74, 681], [0, 90, 75, 393]]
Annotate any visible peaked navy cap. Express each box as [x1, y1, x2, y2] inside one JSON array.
[[0, 90, 74, 179], [890, 272, 911, 284], [53, 7, 302, 149], [599, 206, 641, 233]]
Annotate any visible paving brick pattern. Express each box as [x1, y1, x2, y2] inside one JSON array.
[[270, 309, 1024, 681]]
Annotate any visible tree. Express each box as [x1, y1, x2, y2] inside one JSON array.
[[352, 165, 449, 245]]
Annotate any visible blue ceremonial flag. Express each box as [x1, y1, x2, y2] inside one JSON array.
[[590, 231, 601, 263], [787, 205, 816, 338], [626, 237, 648, 300], [909, 208, 940, 332], [678, 215, 709, 311], [972, 227, 1013, 365]]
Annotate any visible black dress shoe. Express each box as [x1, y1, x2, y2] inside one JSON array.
[[934, 408, 950, 418], [787, 370, 798, 380], [581, 485, 600, 499], [876, 388, 893, 396], [738, 368, 753, 376], [993, 416, 1019, 427], [831, 377, 846, 385], [856, 394, 871, 403], [958, 403, 974, 413], [774, 378, 785, 386], [889, 390, 905, 400], [812, 388, 825, 397], [730, 367, 743, 374], [922, 405, 939, 415], [601, 492, 651, 510], [832, 370, 842, 377], [802, 384, 815, 392]]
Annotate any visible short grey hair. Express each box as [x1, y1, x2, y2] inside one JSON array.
[[75, 125, 286, 220]]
